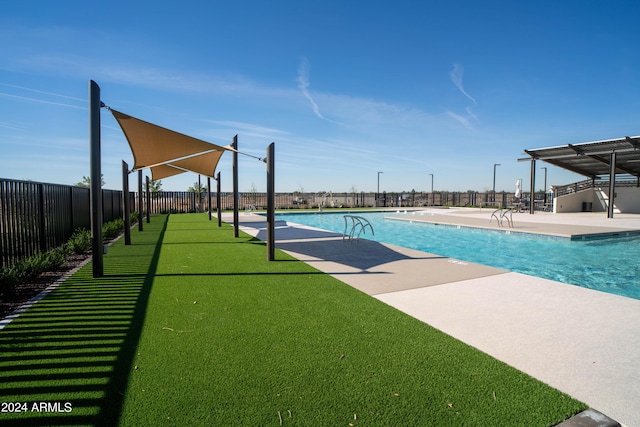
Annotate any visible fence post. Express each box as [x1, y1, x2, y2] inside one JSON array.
[[69, 186, 75, 235], [38, 183, 46, 252]]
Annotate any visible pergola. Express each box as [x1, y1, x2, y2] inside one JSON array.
[[520, 135, 640, 218]]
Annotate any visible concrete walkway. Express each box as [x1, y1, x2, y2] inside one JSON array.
[[233, 209, 640, 427]]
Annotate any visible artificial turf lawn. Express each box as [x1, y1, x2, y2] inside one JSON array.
[[0, 214, 586, 426]]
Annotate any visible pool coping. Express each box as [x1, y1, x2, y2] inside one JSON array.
[[234, 211, 639, 427], [384, 211, 640, 240]]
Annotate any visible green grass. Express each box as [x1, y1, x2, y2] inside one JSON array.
[[0, 214, 586, 426]]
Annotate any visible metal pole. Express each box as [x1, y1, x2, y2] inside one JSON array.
[[492, 163, 500, 206], [266, 143, 275, 261], [429, 173, 433, 205], [138, 170, 143, 231], [232, 135, 239, 238], [377, 171, 383, 207], [122, 161, 131, 245], [541, 166, 547, 205], [529, 159, 536, 214], [89, 80, 103, 277], [145, 175, 150, 223], [608, 152, 617, 218], [216, 172, 222, 227], [207, 177, 212, 221]]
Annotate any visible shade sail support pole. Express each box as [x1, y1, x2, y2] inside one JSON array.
[[232, 135, 239, 238], [216, 172, 222, 227], [89, 80, 103, 277], [138, 170, 143, 231], [145, 176, 150, 223], [122, 161, 131, 245], [207, 177, 212, 221], [266, 142, 275, 261]]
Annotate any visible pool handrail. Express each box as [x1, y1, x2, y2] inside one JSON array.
[[343, 215, 375, 241], [490, 208, 514, 228]]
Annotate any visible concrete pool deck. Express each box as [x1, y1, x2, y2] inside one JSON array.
[[232, 209, 640, 427], [388, 207, 640, 239]]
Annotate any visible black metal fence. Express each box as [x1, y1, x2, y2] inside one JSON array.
[[1, 176, 526, 268], [0, 179, 127, 268]]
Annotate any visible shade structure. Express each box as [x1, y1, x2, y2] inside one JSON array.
[[150, 150, 226, 180], [522, 135, 640, 179], [111, 109, 230, 177], [148, 163, 186, 180]]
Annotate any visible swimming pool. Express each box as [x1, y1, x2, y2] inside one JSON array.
[[274, 211, 640, 300]]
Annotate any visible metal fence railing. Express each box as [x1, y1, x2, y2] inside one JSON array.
[[0, 179, 129, 268], [2, 176, 527, 268], [554, 177, 639, 197]]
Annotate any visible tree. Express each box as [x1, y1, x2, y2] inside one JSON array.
[[187, 181, 207, 194], [350, 185, 358, 207], [248, 182, 258, 204], [188, 181, 207, 212], [76, 174, 105, 188], [149, 180, 163, 192]]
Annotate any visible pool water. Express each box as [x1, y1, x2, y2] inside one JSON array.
[[274, 211, 640, 300]]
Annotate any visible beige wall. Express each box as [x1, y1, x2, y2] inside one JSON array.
[[554, 186, 640, 213]]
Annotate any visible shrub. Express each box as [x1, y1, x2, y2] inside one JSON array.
[[17, 256, 41, 282], [66, 228, 92, 255], [102, 218, 124, 241], [0, 247, 67, 299], [0, 267, 20, 298], [130, 211, 139, 224], [42, 247, 65, 271]]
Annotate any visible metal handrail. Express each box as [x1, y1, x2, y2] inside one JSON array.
[[555, 178, 639, 197], [343, 215, 375, 241], [490, 208, 514, 228]]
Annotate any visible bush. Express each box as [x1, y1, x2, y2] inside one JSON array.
[[130, 211, 139, 224], [0, 267, 20, 298], [42, 247, 65, 271], [2, 217, 128, 301], [102, 218, 124, 241], [0, 247, 66, 299], [66, 228, 92, 255]]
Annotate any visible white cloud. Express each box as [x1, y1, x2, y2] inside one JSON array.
[[0, 91, 85, 110], [449, 63, 477, 104], [446, 64, 480, 130], [205, 120, 291, 139], [446, 110, 474, 130], [297, 56, 328, 120]]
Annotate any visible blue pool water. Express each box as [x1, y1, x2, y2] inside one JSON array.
[[274, 211, 640, 300]]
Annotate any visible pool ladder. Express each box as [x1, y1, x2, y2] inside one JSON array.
[[490, 208, 514, 228], [343, 215, 374, 242]]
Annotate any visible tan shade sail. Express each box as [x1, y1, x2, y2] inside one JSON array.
[[149, 164, 187, 180], [111, 109, 229, 174], [150, 150, 226, 180]]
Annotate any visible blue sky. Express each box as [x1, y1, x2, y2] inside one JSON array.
[[1, 1, 639, 194]]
